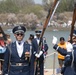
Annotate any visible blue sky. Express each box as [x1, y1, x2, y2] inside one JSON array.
[[34, 0, 42, 4]]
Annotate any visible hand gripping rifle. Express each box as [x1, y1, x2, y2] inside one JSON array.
[[70, 2, 76, 43]]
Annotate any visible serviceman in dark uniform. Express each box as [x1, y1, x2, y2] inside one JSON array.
[[53, 41, 73, 75], [32, 29, 48, 75], [3, 25, 34, 75], [52, 31, 76, 75]]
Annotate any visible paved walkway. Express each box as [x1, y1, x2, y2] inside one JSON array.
[[44, 69, 61, 75]]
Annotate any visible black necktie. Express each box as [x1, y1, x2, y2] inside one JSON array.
[[18, 42, 21, 45]]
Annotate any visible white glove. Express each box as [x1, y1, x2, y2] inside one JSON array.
[[66, 42, 73, 52], [52, 36, 57, 45], [35, 53, 39, 58], [35, 51, 43, 58], [38, 51, 43, 57]]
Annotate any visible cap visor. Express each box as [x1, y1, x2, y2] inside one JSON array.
[[14, 30, 24, 33]]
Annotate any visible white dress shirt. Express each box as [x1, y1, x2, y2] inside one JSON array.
[[36, 38, 40, 45], [16, 41, 24, 57]]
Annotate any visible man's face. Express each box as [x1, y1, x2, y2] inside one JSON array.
[[14, 32, 24, 41], [36, 34, 40, 38]]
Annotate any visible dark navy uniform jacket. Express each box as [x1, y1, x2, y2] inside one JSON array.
[[3, 42, 34, 75], [53, 44, 76, 75], [31, 38, 48, 75]]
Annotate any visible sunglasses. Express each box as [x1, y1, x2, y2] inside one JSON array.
[[16, 33, 24, 36], [35, 31, 41, 33]]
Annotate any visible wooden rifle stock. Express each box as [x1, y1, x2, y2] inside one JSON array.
[[38, 0, 61, 53], [70, 3, 76, 43]]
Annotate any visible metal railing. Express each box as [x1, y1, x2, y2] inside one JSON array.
[[45, 52, 58, 75]]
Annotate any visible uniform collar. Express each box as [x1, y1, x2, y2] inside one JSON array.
[[16, 40, 24, 45]]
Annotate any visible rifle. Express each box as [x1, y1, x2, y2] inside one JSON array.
[[38, 0, 61, 53], [35, 0, 61, 75], [70, 3, 76, 43]]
